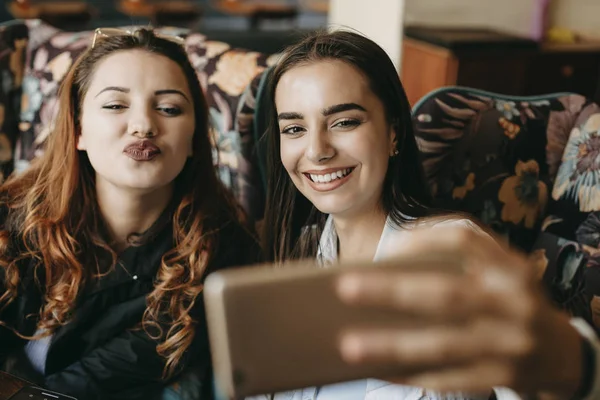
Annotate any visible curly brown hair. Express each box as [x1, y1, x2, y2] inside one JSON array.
[[0, 29, 244, 379]]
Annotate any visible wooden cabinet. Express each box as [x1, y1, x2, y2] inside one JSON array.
[[7, 1, 203, 28], [525, 46, 600, 99], [211, 1, 298, 29], [116, 0, 202, 26], [7, 1, 95, 19], [7, 0, 96, 29], [401, 39, 459, 107], [401, 27, 600, 106]]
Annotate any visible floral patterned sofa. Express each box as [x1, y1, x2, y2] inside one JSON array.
[[0, 18, 278, 399], [412, 87, 600, 331], [0, 18, 279, 223]]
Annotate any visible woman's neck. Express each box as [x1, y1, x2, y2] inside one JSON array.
[[333, 207, 387, 264], [95, 180, 174, 252]]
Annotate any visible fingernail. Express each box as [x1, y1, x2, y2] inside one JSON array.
[[339, 333, 364, 363], [336, 274, 362, 301]]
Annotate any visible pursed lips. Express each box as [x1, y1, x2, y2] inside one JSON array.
[[122, 140, 161, 161]]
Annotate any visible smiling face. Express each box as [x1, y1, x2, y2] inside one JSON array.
[[275, 59, 396, 218], [77, 49, 195, 195]]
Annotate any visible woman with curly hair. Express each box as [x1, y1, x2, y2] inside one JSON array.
[[0, 28, 261, 399]]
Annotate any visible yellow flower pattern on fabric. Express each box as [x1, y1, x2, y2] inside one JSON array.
[[452, 172, 475, 199], [498, 117, 521, 139], [499, 160, 548, 229], [46, 52, 73, 82], [209, 51, 265, 96]]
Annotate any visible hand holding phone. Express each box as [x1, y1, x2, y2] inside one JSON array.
[[203, 253, 466, 399], [333, 224, 585, 398]]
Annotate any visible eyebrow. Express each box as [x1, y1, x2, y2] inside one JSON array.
[[322, 103, 367, 116], [95, 87, 190, 103], [277, 111, 303, 121], [155, 89, 190, 103], [277, 102, 367, 121], [95, 86, 129, 97]]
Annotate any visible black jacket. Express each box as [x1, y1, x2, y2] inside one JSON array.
[[0, 211, 262, 400]]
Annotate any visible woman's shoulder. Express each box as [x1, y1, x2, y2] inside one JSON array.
[[376, 213, 492, 261], [391, 212, 487, 235], [416, 214, 482, 231]]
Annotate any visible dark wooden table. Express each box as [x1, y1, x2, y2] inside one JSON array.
[[0, 370, 28, 400]]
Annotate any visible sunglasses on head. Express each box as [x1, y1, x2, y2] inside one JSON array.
[[91, 27, 186, 48]]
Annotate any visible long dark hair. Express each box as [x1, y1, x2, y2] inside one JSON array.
[[262, 29, 433, 263], [0, 29, 245, 378]]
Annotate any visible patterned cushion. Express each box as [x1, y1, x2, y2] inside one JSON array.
[[16, 20, 91, 167], [413, 87, 594, 251], [234, 70, 269, 221], [575, 212, 600, 334], [543, 110, 600, 241], [531, 232, 590, 324], [16, 19, 276, 220], [185, 33, 277, 219], [527, 224, 600, 337], [0, 20, 28, 182]]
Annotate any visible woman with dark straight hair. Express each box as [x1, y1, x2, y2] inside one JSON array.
[[258, 29, 600, 400], [258, 29, 485, 400], [262, 29, 447, 265]]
